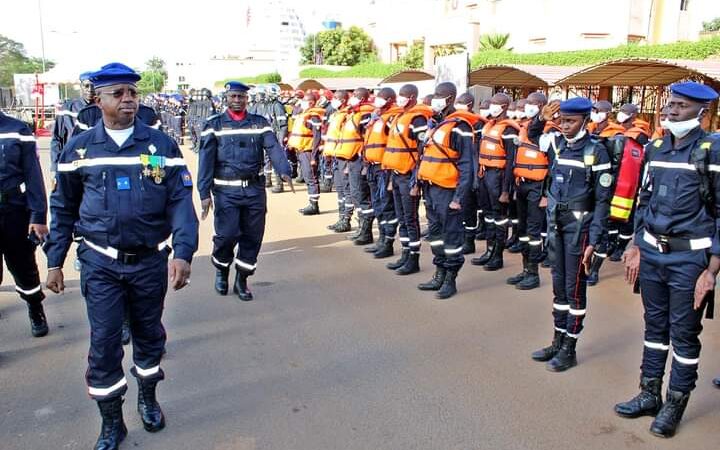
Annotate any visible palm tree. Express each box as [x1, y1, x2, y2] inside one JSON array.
[[479, 33, 513, 51]]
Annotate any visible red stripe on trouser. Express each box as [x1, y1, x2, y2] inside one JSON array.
[[572, 233, 587, 334]]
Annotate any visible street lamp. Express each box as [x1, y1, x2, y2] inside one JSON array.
[[38, 0, 46, 73]]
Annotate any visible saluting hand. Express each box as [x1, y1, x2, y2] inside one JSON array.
[[169, 259, 192, 291], [541, 102, 560, 122], [46, 269, 65, 294], [201, 197, 213, 221], [623, 245, 640, 287]]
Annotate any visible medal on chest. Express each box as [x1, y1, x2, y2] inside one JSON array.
[[140, 153, 166, 184]]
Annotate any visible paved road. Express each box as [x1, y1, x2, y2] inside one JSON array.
[[1, 139, 718, 450]]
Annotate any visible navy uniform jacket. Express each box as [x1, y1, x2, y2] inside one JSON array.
[[0, 113, 48, 224], [197, 111, 291, 201], [635, 129, 720, 256], [74, 104, 161, 136], [51, 98, 90, 171], [44, 120, 199, 269], [547, 133, 612, 247]]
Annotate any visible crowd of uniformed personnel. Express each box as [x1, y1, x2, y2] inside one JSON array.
[[1, 60, 720, 448]]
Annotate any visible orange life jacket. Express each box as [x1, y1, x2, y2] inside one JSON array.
[[513, 122, 555, 181], [322, 108, 350, 157], [479, 119, 520, 169], [336, 104, 375, 160], [287, 107, 325, 152], [610, 138, 644, 222], [417, 117, 472, 189], [446, 110, 482, 128], [624, 119, 651, 141], [363, 106, 404, 164], [381, 104, 434, 174]]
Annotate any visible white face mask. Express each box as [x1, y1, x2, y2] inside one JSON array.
[[665, 118, 701, 139], [507, 111, 516, 119], [524, 104, 540, 118], [479, 109, 490, 118], [453, 103, 469, 111], [565, 128, 587, 144], [431, 97, 447, 113], [488, 103, 504, 118], [515, 110, 526, 120], [300, 101, 309, 110], [397, 95, 410, 108], [374, 97, 387, 108], [331, 99, 343, 109], [616, 111, 631, 123], [590, 111, 607, 124], [348, 97, 361, 107], [660, 119, 670, 129]]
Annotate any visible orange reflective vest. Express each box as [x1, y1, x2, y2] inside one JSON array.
[[418, 117, 472, 189], [287, 107, 325, 152], [322, 108, 350, 157], [336, 104, 375, 160], [479, 119, 520, 169], [596, 122, 626, 138], [446, 110, 483, 128], [610, 138, 644, 222], [513, 121, 558, 181], [381, 104, 434, 174], [624, 119, 651, 141], [363, 106, 404, 164]]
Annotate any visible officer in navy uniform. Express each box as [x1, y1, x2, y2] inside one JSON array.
[[50, 71, 95, 172], [0, 111, 49, 337], [44, 63, 198, 450], [530, 97, 612, 372], [615, 82, 720, 438], [198, 81, 292, 301]]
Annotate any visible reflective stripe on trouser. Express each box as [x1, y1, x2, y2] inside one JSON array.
[[551, 215, 590, 337], [638, 239, 708, 393], [367, 164, 397, 237], [425, 183, 465, 271], [392, 172, 420, 250], [211, 190, 267, 276], [334, 158, 353, 218], [298, 151, 320, 200], [516, 180, 545, 262], [78, 244, 168, 400], [462, 178, 489, 239], [348, 158, 373, 218], [0, 210, 45, 305], [482, 168, 508, 243]]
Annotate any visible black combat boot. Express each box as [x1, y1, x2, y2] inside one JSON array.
[[614, 377, 663, 418], [354, 217, 374, 246], [484, 242, 504, 271], [387, 248, 409, 270], [435, 270, 458, 299], [471, 240, 495, 266], [233, 272, 253, 301], [462, 234, 476, 254], [418, 267, 447, 291], [28, 303, 49, 337], [475, 219, 487, 241], [271, 174, 284, 193], [587, 255, 604, 286], [508, 240, 523, 254], [347, 216, 364, 240], [94, 397, 127, 450], [135, 376, 165, 432], [396, 252, 420, 275], [517, 262, 540, 290], [299, 201, 320, 216], [373, 237, 395, 259], [365, 233, 383, 253], [531, 330, 564, 362], [327, 213, 343, 231], [649, 389, 691, 438], [546, 335, 577, 372], [214, 267, 229, 295], [506, 254, 528, 285], [334, 216, 352, 233], [320, 180, 333, 193]]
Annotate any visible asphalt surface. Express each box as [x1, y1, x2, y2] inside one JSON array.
[[1, 139, 718, 450]]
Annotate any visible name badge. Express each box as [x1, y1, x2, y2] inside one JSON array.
[[116, 176, 131, 190]]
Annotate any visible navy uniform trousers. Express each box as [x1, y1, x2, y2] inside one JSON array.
[[425, 184, 465, 270], [516, 180, 545, 261], [638, 237, 708, 393], [392, 172, 421, 254], [334, 158, 353, 219], [463, 180, 490, 241], [0, 210, 44, 305], [367, 164, 398, 238], [297, 151, 320, 203], [79, 244, 168, 400], [212, 184, 267, 276], [348, 158, 374, 219], [481, 167, 509, 243]]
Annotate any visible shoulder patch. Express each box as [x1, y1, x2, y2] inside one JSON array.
[[701, 142, 712, 150], [599, 173, 613, 188], [654, 139, 663, 148], [181, 169, 193, 187]]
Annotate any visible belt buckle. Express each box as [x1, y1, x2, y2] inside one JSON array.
[[120, 252, 139, 265], [657, 235, 670, 254], [557, 203, 568, 212]]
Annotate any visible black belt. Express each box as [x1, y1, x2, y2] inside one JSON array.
[[555, 199, 592, 212], [0, 186, 24, 204]]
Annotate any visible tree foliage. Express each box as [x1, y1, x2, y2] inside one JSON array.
[[216, 72, 282, 87], [0, 34, 54, 86], [145, 56, 167, 78], [137, 57, 167, 95], [704, 17, 720, 32], [433, 43, 467, 58], [479, 33, 512, 51], [300, 26, 376, 66], [399, 41, 425, 69]]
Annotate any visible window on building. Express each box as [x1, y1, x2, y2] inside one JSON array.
[[179, 76, 186, 82], [680, 0, 689, 11], [581, 33, 610, 39]]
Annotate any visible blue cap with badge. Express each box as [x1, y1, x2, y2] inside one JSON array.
[[79, 71, 94, 82], [90, 62, 141, 89], [559, 97, 593, 115], [670, 81, 719, 103], [225, 81, 250, 92]]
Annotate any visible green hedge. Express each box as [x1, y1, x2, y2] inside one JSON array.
[[216, 72, 282, 86], [300, 61, 404, 79], [471, 36, 720, 67]]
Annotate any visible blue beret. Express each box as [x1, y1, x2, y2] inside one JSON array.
[[79, 71, 94, 82], [225, 81, 250, 92], [670, 82, 719, 103], [90, 62, 141, 88], [560, 97, 592, 115]]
